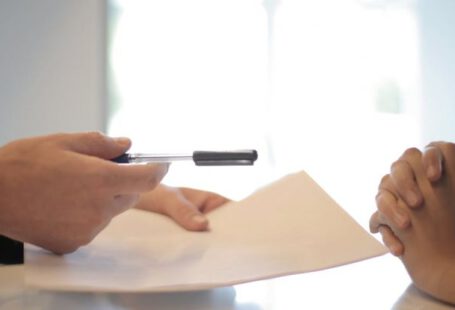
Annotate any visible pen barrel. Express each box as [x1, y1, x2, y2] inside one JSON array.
[[111, 150, 258, 166], [193, 150, 258, 166]]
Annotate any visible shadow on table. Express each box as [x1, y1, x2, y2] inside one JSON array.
[[25, 287, 263, 310], [392, 284, 455, 310]]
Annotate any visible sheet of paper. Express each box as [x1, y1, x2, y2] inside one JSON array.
[[25, 171, 387, 292]]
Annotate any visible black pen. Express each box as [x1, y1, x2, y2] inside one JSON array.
[[112, 150, 258, 166]]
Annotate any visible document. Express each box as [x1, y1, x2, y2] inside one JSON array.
[[25, 171, 387, 292]]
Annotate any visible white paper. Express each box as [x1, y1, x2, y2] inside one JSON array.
[[25, 171, 387, 292]]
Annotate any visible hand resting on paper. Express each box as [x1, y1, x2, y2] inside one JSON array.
[[370, 143, 455, 304], [135, 184, 230, 231]]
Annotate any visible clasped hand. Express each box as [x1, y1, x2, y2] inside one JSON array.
[[370, 141, 455, 304]]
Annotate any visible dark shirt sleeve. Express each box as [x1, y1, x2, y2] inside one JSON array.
[[0, 235, 23, 264]]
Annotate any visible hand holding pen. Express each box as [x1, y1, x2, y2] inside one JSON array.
[[0, 129, 258, 255]]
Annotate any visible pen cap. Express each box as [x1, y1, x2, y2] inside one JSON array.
[[193, 150, 258, 166]]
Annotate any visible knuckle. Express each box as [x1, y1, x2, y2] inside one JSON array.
[[378, 174, 391, 189], [390, 161, 414, 186], [377, 212, 393, 230], [86, 131, 107, 144], [369, 212, 379, 232], [375, 191, 383, 203], [422, 148, 441, 170], [146, 174, 162, 190], [440, 142, 455, 156], [402, 147, 421, 159], [427, 140, 445, 147], [376, 195, 392, 216], [175, 205, 194, 220], [390, 159, 404, 171], [376, 201, 389, 216]]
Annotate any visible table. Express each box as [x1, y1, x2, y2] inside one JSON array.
[[1, 255, 453, 310]]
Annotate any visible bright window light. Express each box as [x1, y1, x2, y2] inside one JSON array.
[[107, 0, 420, 304], [108, 0, 420, 216]]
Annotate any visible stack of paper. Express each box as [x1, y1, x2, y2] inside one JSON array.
[[25, 171, 386, 292]]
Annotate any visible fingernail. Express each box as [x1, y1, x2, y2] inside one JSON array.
[[192, 214, 208, 225], [113, 137, 131, 147]]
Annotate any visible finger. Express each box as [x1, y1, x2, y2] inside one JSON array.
[[423, 144, 444, 182], [103, 163, 170, 194], [179, 187, 231, 213], [376, 189, 410, 230], [369, 211, 382, 233], [111, 194, 140, 217], [378, 226, 404, 256], [390, 158, 423, 208], [58, 132, 131, 159], [158, 194, 210, 231]]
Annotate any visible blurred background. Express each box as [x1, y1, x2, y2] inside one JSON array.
[[1, 0, 455, 307], [0, 0, 455, 232], [2, 0, 455, 239], [105, 0, 455, 228]]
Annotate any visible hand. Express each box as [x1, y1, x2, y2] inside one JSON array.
[[370, 142, 450, 256], [385, 142, 447, 208], [135, 185, 230, 231], [380, 146, 455, 304], [0, 132, 169, 254]]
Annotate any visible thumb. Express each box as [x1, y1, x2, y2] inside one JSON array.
[[58, 132, 131, 159]]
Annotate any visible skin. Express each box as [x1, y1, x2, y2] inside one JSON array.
[[370, 143, 455, 304], [0, 132, 170, 254], [136, 185, 229, 231], [371, 142, 447, 256], [0, 132, 228, 255]]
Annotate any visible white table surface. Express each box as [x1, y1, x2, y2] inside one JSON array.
[[1, 254, 453, 310]]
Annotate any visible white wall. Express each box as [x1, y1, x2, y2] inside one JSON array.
[[0, 0, 106, 145], [418, 0, 455, 144], [1, 1, 453, 146]]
